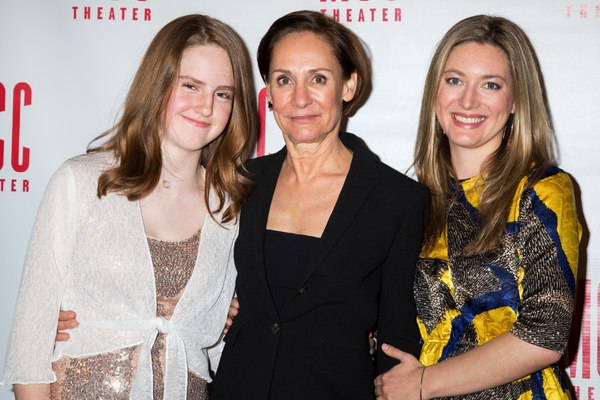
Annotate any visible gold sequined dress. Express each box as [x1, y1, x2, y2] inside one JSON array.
[[1, 154, 238, 399], [50, 229, 209, 399]]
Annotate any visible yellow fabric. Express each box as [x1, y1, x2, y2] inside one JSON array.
[[415, 168, 580, 399]]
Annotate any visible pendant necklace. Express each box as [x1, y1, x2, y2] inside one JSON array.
[[161, 165, 200, 189]]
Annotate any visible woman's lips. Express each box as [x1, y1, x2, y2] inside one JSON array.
[[290, 114, 318, 123], [452, 113, 486, 129], [182, 115, 210, 128]]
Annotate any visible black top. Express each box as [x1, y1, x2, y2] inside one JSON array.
[[265, 229, 320, 314], [211, 132, 431, 400]]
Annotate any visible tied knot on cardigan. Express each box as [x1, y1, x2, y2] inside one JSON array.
[[156, 317, 170, 334]]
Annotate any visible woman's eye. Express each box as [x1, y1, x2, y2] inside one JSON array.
[[447, 77, 460, 85], [277, 77, 291, 85], [216, 92, 232, 100], [183, 83, 196, 90], [314, 75, 326, 84], [484, 82, 500, 90]]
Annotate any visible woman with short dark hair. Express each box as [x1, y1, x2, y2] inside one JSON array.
[[211, 11, 429, 400]]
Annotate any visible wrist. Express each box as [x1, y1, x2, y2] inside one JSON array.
[[420, 366, 426, 400]]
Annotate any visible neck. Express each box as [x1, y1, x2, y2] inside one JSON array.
[[450, 147, 494, 180], [283, 132, 351, 181], [160, 151, 203, 189]]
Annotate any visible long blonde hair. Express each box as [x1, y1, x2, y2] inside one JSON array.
[[88, 14, 257, 223], [414, 15, 555, 255]]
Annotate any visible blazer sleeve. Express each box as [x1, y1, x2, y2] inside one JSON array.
[[2, 162, 76, 384], [376, 183, 430, 373]]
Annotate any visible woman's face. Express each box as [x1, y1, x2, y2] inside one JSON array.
[[266, 31, 357, 145], [436, 42, 515, 159], [163, 44, 234, 158]]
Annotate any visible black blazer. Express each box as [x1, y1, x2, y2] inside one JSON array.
[[211, 132, 430, 400]]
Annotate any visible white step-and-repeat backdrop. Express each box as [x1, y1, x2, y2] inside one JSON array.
[[0, 0, 598, 398]]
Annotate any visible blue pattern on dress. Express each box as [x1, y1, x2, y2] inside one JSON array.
[[452, 180, 482, 226], [529, 370, 548, 400], [506, 221, 519, 235], [528, 189, 576, 298], [439, 264, 521, 361]]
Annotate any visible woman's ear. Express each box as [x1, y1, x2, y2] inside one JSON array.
[[265, 77, 273, 106], [342, 71, 358, 102]]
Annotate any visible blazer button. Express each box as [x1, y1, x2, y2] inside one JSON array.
[[297, 287, 307, 294], [271, 323, 280, 335]]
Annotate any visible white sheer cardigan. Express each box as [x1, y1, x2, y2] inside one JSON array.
[[1, 153, 238, 400]]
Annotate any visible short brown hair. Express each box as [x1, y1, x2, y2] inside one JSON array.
[[89, 14, 257, 223], [256, 10, 370, 115]]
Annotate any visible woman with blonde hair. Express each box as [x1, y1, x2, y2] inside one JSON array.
[[375, 15, 580, 399], [2, 14, 256, 400]]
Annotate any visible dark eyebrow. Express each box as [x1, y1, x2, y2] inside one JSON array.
[[271, 68, 334, 75]]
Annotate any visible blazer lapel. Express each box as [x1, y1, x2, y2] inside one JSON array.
[[247, 148, 287, 317], [298, 133, 379, 287]]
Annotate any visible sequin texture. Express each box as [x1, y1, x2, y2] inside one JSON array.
[[51, 346, 141, 400], [50, 228, 209, 399], [148, 228, 209, 400]]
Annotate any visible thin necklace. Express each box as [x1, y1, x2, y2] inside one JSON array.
[[161, 164, 200, 189]]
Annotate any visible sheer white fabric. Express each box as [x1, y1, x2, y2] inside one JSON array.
[[1, 153, 237, 400]]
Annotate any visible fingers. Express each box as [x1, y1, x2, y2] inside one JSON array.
[[55, 331, 70, 342], [381, 343, 405, 361], [56, 310, 78, 342], [224, 297, 240, 335], [223, 315, 234, 335], [57, 311, 79, 335], [374, 374, 383, 386], [229, 299, 239, 317], [58, 310, 76, 321], [374, 375, 386, 400], [57, 317, 79, 332], [227, 298, 239, 321]]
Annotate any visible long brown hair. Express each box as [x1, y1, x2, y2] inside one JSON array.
[[88, 14, 257, 223], [414, 15, 555, 255]]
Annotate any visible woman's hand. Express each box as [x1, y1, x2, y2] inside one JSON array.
[[55, 310, 79, 342], [375, 333, 562, 399], [374, 344, 425, 400], [368, 331, 377, 359], [223, 297, 239, 335]]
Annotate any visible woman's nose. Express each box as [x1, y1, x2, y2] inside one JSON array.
[[195, 94, 213, 116], [292, 82, 311, 108], [458, 85, 479, 110]]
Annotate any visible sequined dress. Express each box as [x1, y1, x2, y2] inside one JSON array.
[[50, 229, 209, 399], [1, 153, 237, 399], [415, 166, 581, 399]]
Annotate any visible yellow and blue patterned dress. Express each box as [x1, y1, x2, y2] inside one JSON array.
[[415, 166, 581, 399]]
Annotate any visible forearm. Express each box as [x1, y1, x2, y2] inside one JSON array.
[[14, 383, 51, 400], [422, 332, 561, 399]]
